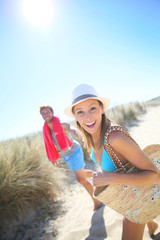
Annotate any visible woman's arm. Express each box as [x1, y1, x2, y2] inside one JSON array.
[[92, 132, 160, 187], [92, 170, 160, 187]]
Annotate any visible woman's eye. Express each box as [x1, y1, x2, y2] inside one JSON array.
[[90, 107, 96, 111], [77, 111, 83, 115]]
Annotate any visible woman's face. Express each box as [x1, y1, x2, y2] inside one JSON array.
[[73, 99, 104, 137]]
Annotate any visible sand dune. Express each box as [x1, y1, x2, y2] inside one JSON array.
[[56, 106, 160, 240]]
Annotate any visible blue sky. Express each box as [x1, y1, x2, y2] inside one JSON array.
[[0, 0, 160, 141]]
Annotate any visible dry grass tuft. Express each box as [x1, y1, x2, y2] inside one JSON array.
[[0, 135, 66, 226], [106, 102, 147, 129]]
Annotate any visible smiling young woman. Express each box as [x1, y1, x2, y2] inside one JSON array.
[[64, 83, 160, 240]]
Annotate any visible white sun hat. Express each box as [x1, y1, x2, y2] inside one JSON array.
[[64, 83, 110, 118]]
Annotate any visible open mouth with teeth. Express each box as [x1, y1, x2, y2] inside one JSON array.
[[45, 117, 50, 121], [85, 121, 96, 128]]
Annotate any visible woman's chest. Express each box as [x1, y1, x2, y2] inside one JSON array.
[[94, 147, 103, 165], [94, 146, 128, 169]]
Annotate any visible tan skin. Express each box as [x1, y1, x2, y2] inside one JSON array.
[[73, 99, 160, 240], [40, 107, 102, 211]]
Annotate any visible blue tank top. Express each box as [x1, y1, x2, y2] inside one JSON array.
[[91, 146, 116, 172]]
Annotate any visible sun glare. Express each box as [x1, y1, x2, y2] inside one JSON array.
[[21, 0, 54, 28]]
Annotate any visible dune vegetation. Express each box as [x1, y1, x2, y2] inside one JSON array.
[[0, 99, 159, 239], [106, 101, 147, 129], [0, 133, 66, 238]]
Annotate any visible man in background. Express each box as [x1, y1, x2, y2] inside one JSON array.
[[40, 105, 102, 211]]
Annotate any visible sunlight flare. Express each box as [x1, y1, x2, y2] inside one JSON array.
[[21, 0, 54, 28]]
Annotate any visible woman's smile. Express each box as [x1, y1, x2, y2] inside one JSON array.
[[85, 121, 96, 128]]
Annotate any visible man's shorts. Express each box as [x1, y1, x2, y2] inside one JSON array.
[[62, 145, 85, 172]]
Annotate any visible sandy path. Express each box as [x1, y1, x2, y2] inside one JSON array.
[[129, 106, 160, 148], [55, 106, 160, 240]]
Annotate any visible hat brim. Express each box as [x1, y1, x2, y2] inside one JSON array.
[[64, 97, 110, 118]]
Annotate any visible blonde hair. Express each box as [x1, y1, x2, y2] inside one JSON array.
[[39, 105, 53, 114]]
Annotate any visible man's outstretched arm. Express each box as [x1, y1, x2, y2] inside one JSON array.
[[61, 122, 81, 139]]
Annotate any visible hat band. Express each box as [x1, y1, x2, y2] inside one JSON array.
[[72, 94, 98, 105]]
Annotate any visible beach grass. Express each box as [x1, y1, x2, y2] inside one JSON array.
[[0, 134, 65, 227], [106, 101, 147, 129]]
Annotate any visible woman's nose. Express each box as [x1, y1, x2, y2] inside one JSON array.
[[84, 112, 90, 119]]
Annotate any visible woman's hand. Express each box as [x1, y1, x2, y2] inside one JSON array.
[[92, 171, 113, 187]]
